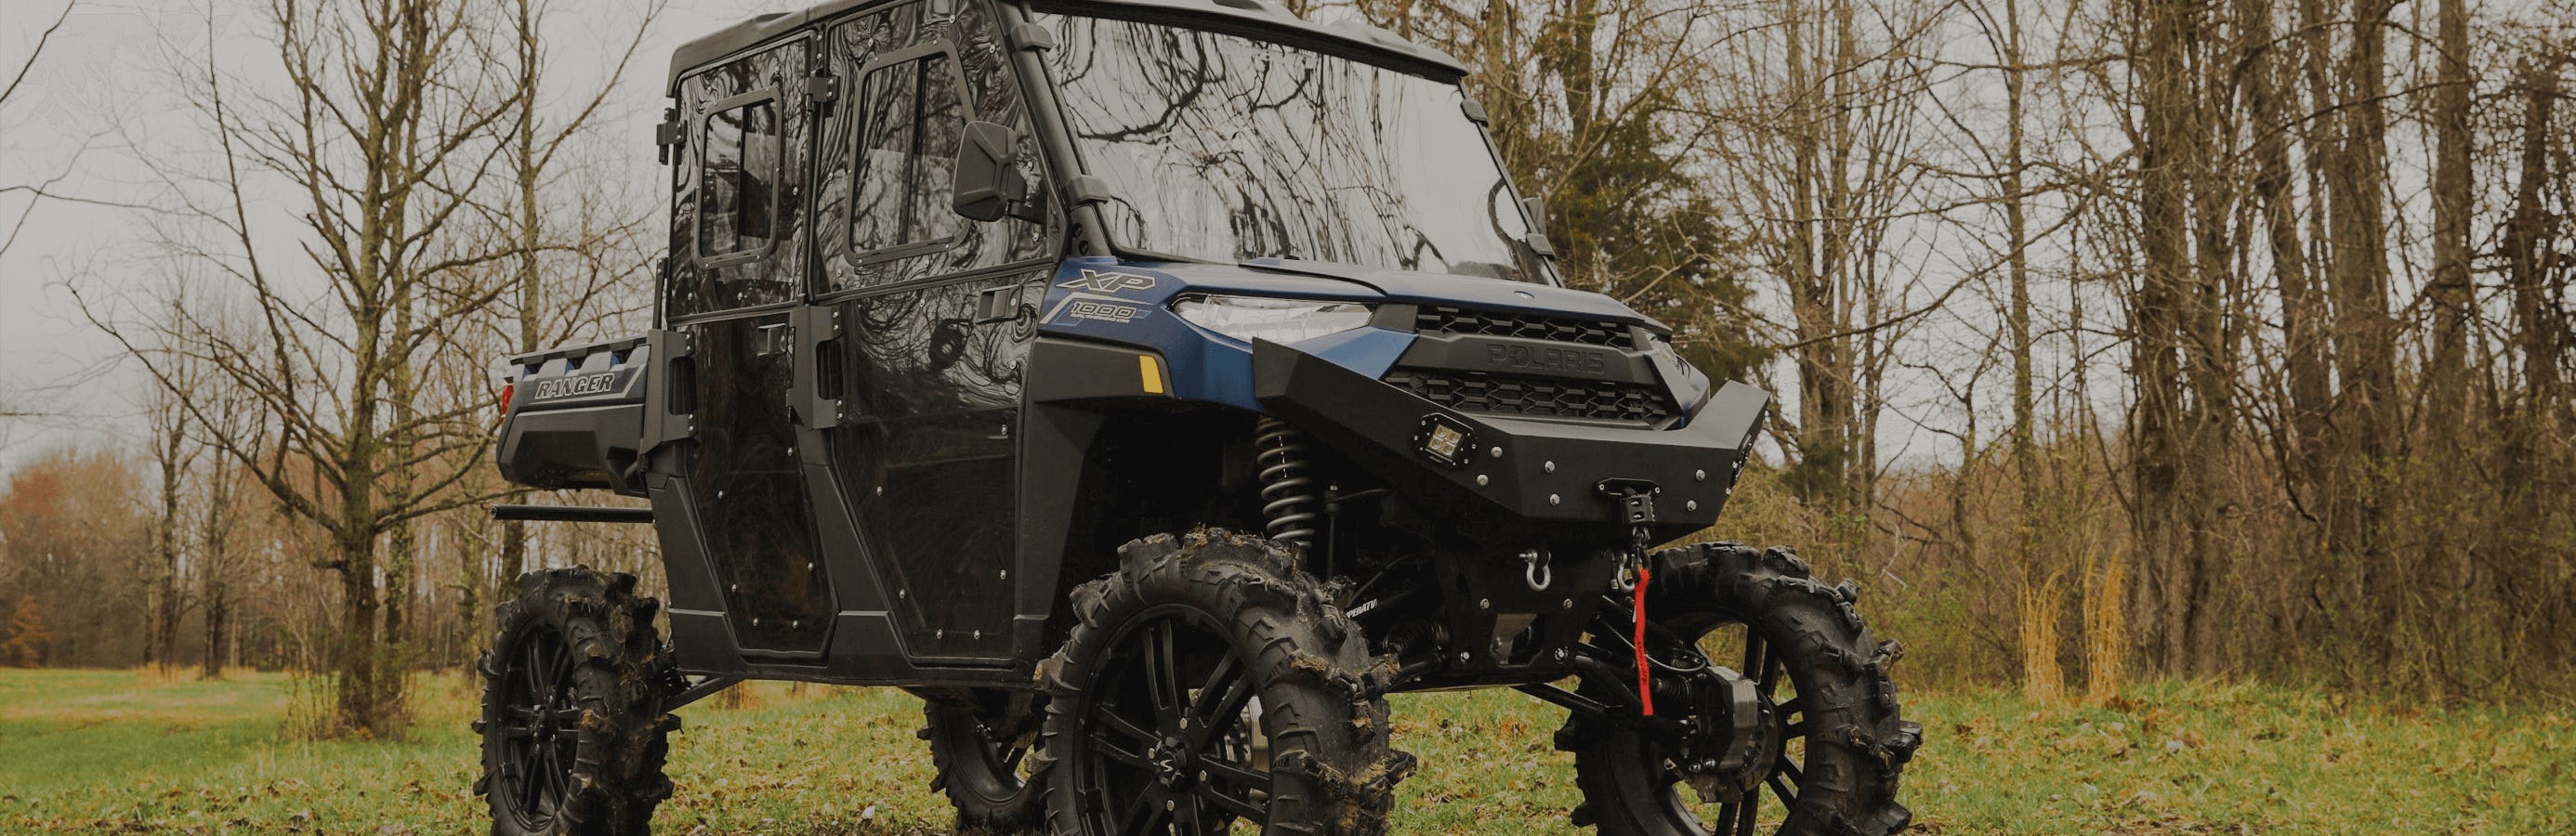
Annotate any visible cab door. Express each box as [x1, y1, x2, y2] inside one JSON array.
[[814, 0, 1054, 662], [663, 35, 834, 659]]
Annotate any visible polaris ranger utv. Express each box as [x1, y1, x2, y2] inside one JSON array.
[[476, 0, 1919, 833]]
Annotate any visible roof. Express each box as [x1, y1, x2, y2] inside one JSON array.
[[667, 0, 1467, 90]]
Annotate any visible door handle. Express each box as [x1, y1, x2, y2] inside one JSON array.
[[972, 285, 1021, 324]]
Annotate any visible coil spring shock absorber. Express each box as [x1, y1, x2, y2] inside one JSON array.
[[1255, 417, 1320, 546]]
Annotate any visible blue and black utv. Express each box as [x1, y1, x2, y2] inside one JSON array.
[[476, 0, 1920, 833]]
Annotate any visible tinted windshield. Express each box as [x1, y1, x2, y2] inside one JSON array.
[[1041, 16, 1541, 281]]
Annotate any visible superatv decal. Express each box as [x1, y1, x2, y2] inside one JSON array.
[[1055, 269, 1159, 294], [1044, 294, 1146, 325]]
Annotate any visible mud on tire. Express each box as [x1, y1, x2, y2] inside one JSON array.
[[1040, 529, 1416, 836], [475, 568, 679, 836], [1564, 542, 1921, 836], [922, 689, 1047, 834]]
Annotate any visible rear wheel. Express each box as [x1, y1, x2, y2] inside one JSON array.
[[1041, 529, 1414, 836], [924, 689, 1047, 833], [1563, 543, 1920, 836], [475, 568, 678, 836]]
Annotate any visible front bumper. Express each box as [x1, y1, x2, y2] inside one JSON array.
[[1252, 340, 1766, 544]]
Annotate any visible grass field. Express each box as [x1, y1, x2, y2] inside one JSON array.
[[0, 669, 2567, 834]]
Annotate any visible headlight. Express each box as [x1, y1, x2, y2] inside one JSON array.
[[1171, 294, 1373, 344]]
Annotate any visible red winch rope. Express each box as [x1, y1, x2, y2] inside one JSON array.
[[1634, 563, 1654, 716]]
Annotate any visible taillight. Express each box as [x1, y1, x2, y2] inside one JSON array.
[[499, 382, 516, 413]]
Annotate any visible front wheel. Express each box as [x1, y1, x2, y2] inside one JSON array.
[[1563, 543, 1920, 836], [1040, 529, 1416, 836]]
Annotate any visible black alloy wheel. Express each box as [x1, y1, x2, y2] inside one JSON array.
[[1068, 609, 1273, 833], [475, 568, 677, 836], [1562, 543, 1920, 836], [1042, 529, 1413, 836], [492, 626, 583, 830]]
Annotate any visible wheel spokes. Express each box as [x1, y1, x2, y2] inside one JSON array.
[[1113, 785, 1172, 836], [1144, 622, 1187, 724], [1189, 654, 1255, 743], [501, 705, 544, 740], [1090, 729, 1155, 768], [1086, 616, 1282, 835], [1715, 783, 1758, 836], [1194, 782, 1265, 821], [1196, 755, 1269, 820], [513, 741, 546, 813], [520, 639, 551, 697], [503, 632, 578, 821], [1169, 788, 1210, 836]]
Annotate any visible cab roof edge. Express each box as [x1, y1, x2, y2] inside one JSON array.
[[666, 0, 1466, 92]]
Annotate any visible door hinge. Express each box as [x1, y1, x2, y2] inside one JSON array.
[[655, 107, 685, 163], [755, 322, 794, 357], [1008, 21, 1057, 52], [804, 73, 838, 111]]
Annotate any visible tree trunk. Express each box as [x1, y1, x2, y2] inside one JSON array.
[[2426, 0, 2474, 429], [2003, 0, 2038, 594], [2503, 60, 2565, 407], [2322, 0, 2401, 665], [2132, 0, 2197, 675], [334, 527, 387, 735]]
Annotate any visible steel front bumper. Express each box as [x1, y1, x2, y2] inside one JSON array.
[[1250, 340, 1767, 542]]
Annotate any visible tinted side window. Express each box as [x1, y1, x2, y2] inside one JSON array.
[[820, 0, 1047, 292], [850, 52, 965, 260], [667, 38, 808, 320], [700, 98, 783, 259]]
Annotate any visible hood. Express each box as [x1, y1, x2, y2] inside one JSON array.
[[1129, 258, 1660, 330]]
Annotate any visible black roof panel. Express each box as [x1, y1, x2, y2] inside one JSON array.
[[667, 0, 1465, 90]]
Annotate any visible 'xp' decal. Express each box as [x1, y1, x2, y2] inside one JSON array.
[[1056, 269, 1158, 294]]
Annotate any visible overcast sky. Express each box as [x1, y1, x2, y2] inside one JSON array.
[[0, 0, 807, 467]]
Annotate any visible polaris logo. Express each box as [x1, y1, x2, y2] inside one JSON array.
[[530, 372, 620, 400], [1057, 269, 1158, 294], [1486, 344, 1610, 375]]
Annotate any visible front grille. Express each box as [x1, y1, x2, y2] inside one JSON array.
[[1386, 370, 1676, 425], [1415, 306, 1635, 348]]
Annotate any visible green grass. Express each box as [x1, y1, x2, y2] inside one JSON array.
[[0, 669, 2567, 833]]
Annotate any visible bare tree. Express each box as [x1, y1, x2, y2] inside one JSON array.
[[488, 0, 665, 625], [0, 2, 76, 262], [142, 346, 203, 673], [80, 0, 531, 736]]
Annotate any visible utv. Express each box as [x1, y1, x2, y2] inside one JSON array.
[[476, 0, 1920, 833]]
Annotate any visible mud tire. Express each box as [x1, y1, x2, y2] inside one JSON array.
[[475, 568, 678, 836], [1564, 543, 1920, 836], [924, 690, 1048, 834], [1040, 529, 1415, 836]]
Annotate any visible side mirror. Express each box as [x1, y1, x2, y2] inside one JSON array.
[[953, 121, 1031, 223]]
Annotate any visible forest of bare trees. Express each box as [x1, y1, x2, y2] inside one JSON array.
[[3, 0, 2573, 740]]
